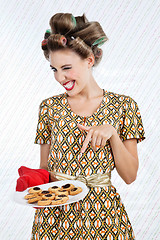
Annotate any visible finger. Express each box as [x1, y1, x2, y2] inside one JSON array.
[[91, 133, 98, 151], [101, 138, 107, 147], [81, 129, 93, 153], [77, 123, 91, 131], [95, 135, 102, 147]]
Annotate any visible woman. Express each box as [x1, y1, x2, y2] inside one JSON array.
[[32, 13, 145, 240]]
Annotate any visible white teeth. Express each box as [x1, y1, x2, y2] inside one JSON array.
[[64, 81, 74, 89]]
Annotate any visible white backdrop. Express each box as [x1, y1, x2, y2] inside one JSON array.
[[0, 0, 159, 239]]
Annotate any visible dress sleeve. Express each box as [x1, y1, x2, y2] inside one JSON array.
[[120, 97, 145, 143], [34, 100, 51, 145]]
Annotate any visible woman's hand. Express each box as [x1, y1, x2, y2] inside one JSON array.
[[77, 123, 117, 153], [49, 172, 59, 182], [77, 123, 139, 184]]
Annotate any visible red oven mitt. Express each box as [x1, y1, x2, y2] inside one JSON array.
[[16, 166, 50, 192]]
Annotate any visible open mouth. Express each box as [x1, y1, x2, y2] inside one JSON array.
[[63, 80, 75, 91]]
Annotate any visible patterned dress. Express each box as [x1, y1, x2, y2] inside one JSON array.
[[31, 90, 145, 240]]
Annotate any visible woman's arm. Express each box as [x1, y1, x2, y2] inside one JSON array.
[[110, 133, 139, 184], [40, 144, 59, 182], [40, 144, 50, 170], [77, 123, 139, 184]]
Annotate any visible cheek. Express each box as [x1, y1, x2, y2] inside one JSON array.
[[68, 70, 79, 79]]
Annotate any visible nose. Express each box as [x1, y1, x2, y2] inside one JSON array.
[[54, 70, 66, 84]]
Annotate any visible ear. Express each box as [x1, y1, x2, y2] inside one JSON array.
[[87, 53, 95, 68]]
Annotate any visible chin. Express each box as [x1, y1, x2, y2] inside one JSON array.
[[66, 91, 76, 97]]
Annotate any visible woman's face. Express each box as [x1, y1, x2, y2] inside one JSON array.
[[49, 49, 94, 96]]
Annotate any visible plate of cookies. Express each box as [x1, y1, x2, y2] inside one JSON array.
[[14, 180, 89, 208]]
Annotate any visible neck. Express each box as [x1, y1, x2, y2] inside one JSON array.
[[68, 77, 103, 101]]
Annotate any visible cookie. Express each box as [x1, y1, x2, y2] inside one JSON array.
[[61, 183, 75, 191], [51, 198, 68, 205], [55, 189, 69, 196], [28, 196, 42, 204], [39, 190, 50, 196], [38, 199, 52, 206], [24, 193, 38, 200], [69, 187, 82, 195], [55, 194, 69, 202], [42, 193, 55, 200], [48, 186, 60, 193], [28, 187, 42, 194]]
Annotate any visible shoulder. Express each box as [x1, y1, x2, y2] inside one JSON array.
[[105, 90, 137, 106], [39, 92, 65, 108], [104, 90, 139, 113]]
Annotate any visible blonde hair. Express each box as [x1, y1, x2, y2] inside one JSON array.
[[42, 13, 108, 66]]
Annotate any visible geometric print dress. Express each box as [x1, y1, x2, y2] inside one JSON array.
[[31, 90, 145, 240]]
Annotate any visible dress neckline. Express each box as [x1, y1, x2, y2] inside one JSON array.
[[64, 89, 106, 118]]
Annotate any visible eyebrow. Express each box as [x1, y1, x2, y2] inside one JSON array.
[[50, 64, 71, 69]]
